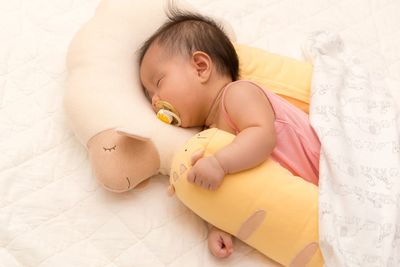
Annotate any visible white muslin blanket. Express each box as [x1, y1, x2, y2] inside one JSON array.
[[307, 32, 400, 267]]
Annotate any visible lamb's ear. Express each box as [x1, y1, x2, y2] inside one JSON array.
[[115, 127, 150, 142]]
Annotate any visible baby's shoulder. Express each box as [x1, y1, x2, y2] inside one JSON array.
[[224, 80, 266, 99], [227, 80, 261, 90]]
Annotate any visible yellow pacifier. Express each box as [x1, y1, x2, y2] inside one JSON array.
[[155, 100, 181, 127]]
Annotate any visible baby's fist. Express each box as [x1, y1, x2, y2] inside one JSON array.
[[187, 154, 225, 191]]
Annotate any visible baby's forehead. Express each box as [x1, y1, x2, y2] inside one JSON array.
[[152, 39, 192, 59], [141, 44, 168, 69], [146, 42, 165, 56], [144, 42, 172, 62]]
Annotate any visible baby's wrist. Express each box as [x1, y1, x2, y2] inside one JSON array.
[[213, 154, 228, 175], [207, 223, 216, 231]]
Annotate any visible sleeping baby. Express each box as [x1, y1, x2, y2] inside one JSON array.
[[138, 8, 320, 258]]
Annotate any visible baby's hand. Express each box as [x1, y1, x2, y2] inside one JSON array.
[[208, 226, 233, 258], [187, 152, 225, 191]]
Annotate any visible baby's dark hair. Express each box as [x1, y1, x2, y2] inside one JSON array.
[[138, 7, 239, 81]]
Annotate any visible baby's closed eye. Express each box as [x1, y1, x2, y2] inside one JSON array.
[[156, 77, 163, 87]]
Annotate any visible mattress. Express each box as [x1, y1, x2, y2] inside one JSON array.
[[1, 0, 399, 266]]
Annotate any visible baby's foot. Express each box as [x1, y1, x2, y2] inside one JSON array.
[[208, 227, 233, 258]]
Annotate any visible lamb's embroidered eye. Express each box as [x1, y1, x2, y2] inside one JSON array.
[[103, 145, 116, 152]]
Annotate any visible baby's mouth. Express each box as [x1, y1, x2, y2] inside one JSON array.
[[155, 100, 181, 126]]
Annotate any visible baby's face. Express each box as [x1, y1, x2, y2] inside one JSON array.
[[140, 43, 206, 128]]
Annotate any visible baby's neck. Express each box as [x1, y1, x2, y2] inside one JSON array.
[[204, 76, 233, 128]]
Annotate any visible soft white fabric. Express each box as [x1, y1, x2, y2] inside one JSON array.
[[1, 0, 399, 266], [307, 31, 400, 266]]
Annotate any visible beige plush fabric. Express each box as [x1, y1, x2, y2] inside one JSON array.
[[65, 0, 235, 175]]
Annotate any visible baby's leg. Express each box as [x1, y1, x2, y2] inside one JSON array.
[[207, 225, 234, 258]]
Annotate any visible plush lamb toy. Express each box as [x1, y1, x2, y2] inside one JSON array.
[[65, 0, 207, 192], [65, 0, 313, 192]]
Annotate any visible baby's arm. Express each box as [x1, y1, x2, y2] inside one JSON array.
[[188, 82, 276, 190], [215, 82, 276, 174]]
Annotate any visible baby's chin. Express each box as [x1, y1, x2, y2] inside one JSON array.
[[179, 120, 200, 129], [179, 122, 191, 128]]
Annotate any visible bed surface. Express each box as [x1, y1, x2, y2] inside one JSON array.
[[1, 0, 399, 266]]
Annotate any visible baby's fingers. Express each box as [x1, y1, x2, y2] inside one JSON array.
[[207, 182, 217, 191], [213, 235, 233, 258], [200, 181, 213, 191], [187, 169, 205, 188], [187, 169, 196, 184], [221, 234, 233, 251]]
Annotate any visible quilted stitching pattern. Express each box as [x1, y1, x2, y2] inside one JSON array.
[[1, 0, 399, 266]]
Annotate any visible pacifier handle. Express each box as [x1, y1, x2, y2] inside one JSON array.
[[155, 100, 181, 126], [157, 109, 182, 126]]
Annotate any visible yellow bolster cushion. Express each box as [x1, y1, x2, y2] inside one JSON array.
[[170, 128, 323, 267], [235, 44, 312, 113]]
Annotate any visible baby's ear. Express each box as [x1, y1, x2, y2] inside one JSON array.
[[191, 51, 212, 82]]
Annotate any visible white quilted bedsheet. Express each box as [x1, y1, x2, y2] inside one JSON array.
[[1, 0, 399, 266]]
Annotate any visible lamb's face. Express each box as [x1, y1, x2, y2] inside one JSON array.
[[88, 129, 160, 192], [169, 128, 218, 186]]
